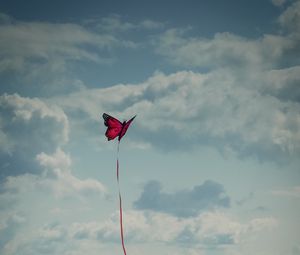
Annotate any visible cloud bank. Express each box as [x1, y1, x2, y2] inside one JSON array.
[[55, 69, 300, 161]]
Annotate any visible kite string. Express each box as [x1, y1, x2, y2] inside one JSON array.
[[117, 141, 127, 255]]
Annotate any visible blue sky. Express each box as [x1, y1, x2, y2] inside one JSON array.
[[0, 0, 300, 254]]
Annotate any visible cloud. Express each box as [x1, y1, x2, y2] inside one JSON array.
[[0, 209, 278, 254], [36, 148, 106, 196], [0, 13, 12, 24], [93, 14, 136, 33], [0, 13, 137, 96], [153, 0, 300, 96], [0, 14, 132, 70], [156, 0, 300, 69], [155, 27, 299, 72], [2, 148, 106, 197], [0, 147, 106, 255], [156, 29, 265, 68], [264, 66, 300, 102], [271, 186, 300, 198], [134, 180, 230, 217], [0, 213, 25, 251], [278, 0, 300, 34], [85, 14, 164, 33], [0, 93, 105, 199], [2, 4, 299, 161], [0, 13, 161, 74], [271, 0, 287, 7], [0, 93, 68, 148], [0, 93, 69, 178], [54, 69, 300, 161], [0, 148, 106, 253], [3, 222, 69, 255], [0, 13, 163, 73], [87, 210, 277, 247], [51, 2, 299, 160], [140, 20, 164, 30]]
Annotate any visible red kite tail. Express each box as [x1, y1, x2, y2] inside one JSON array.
[[116, 140, 127, 255]]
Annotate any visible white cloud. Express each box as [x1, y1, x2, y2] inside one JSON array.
[[93, 14, 136, 33], [264, 66, 300, 98], [0, 209, 279, 255], [0, 93, 69, 156], [37, 148, 71, 170], [53, 69, 300, 160], [271, 0, 287, 7], [272, 186, 300, 198], [0, 14, 138, 96], [0, 148, 106, 254], [0, 16, 134, 72], [0, 13, 164, 74], [42, 149, 106, 196], [46, 1, 299, 160], [74, 210, 277, 248], [0, 93, 105, 197], [2, 222, 69, 255], [278, 0, 300, 34], [157, 30, 261, 68], [155, 28, 297, 70], [86, 14, 164, 33], [0, 212, 26, 255], [1, 5, 299, 255], [140, 20, 164, 30], [3, 164, 105, 198]]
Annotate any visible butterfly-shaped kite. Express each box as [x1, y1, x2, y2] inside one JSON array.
[[102, 113, 136, 255], [103, 113, 136, 141]]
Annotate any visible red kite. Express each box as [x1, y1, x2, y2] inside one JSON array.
[[102, 113, 136, 255], [103, 113, 136, 141]]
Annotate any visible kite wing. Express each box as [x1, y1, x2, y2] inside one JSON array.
[[103, 113, 123, 141], [118, 115, 136, 141]]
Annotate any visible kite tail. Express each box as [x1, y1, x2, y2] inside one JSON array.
[[117, 141, 127, 255]]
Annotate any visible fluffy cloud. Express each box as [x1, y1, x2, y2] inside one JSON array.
[[0, 93, 105, 198], [0, 213, 25, 251], [85, 14, 164, 33], [0, 93, 69, 177], [264, 66, 300, 102], [74, 210, 277, 248], [2, 222, 69, 255], [155, 28, 296, 71], [153, 1, 300, 105], [36, 148, 106, 196], [0, 93, 106, 253], [272, 186, 300, 198], [0, 14, 133, 71], [0, 208, 279, 255], [155, 1, 300, 71], [271, 0, 287, 7], [54, 69, 300, 161], [0, 13, 137, 96], [2, 148, 106, 198], [0, 93, 68, 149], [0, 13, 163, 97], [278, 0, 300, 34], [134, 180, 230, 217]]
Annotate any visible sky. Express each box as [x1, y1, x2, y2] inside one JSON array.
[[0, 0, 300, 254]]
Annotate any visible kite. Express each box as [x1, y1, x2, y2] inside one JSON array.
[[102, 113, 136, 255], [103, 113, 136, 142]]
